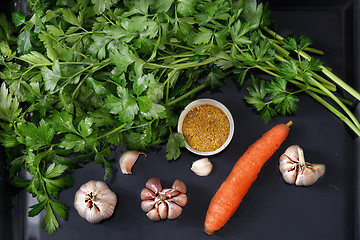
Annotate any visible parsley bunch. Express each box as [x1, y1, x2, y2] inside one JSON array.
[[0, 0, 359, 235]]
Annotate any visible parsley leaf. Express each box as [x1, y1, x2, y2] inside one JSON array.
[[109, 46, 135, 73], [17, 30, 32, 54], [16, 119, 55, 149], [153, 0, 174, 13], [266, 78, 299, 115], [177, 0, 196, 17], [166, 132, 185, 160], [0, 82, 21, 122], [205, 66, 225, 89], [42, 203, 59, 236], [11, 12, 27, 28], [278, 60, 298, 79], [91, 0, 120, 15], [104, 86, 139, 123], [244, 76, 277, 124], [41, 60, 62, 92], [193, 27, 213, 45]]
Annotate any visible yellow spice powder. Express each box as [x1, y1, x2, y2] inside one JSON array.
[[182, 104, 230, 152]]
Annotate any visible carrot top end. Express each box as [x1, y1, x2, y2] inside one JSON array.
[[286, 121, 293, 128]]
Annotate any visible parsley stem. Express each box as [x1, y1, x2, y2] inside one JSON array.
[[171, 57, 190, 65], [167, 83, 209, 106], [309, 71, 337, 92], [255, 65, 280, 77], [164, 69, 178, 103], [144, 62, 174, 69], [301, 50, 360, 101], [304, 47, 324, 55], [305, 90, 360, 137], [96, 123, 127, 140], [165, 42, 195, 51], [37, 166, 51, 200], [289, 79, 352, 106], [310, 77, 360, 129], [172, 57, 219, 70], [264, 27, 360, 101], [157, 53, 194, 60]]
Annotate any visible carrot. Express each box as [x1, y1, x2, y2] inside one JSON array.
[[204, 121, 293, 235]]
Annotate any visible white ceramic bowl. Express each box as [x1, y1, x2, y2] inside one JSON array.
[[177, 98, 235, 156]]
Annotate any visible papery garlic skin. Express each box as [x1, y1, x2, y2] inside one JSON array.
[[74, 180, 117, 223], [140, 177, 187, 221], [279, 145, 325, 187], [119, 150, 145, 174], [295, 163, 326, 186], [191, 158, 213, 176]]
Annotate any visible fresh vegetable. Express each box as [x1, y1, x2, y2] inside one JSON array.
[[204, 121, 292, 235], [0, 0, 359, 235], [74, 180, 117, 224], [191, 158, 213, 176], [140, 177, 187, 221], [119, 150, 146, 174], [279, 145, 325, 186]]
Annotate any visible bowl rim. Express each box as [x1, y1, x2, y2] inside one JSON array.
[[177, 98, 235, 156]]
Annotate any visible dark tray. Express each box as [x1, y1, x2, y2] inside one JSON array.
[[1, 0, 359, 239]]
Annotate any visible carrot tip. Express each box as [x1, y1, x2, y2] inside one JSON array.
[[204, 228, 214, 235], [286, 120, 293, 128]]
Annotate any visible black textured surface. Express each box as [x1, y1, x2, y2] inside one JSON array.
[[1, 0, 359, 239]]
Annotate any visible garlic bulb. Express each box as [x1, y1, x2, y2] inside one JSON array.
[[74, 180, 117, 223], [140, 177, 187, 221], [119, 150, 146, 174], [279, 145, 325, 186], [191, 158, 213, 176]]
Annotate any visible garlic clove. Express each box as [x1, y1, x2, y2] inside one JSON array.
[[163, 189, 179, 198], [168, 193, 187, 207], [146, 177, 163, 194], [158, 201, 168, 219], [166, 200, 183, 220], [281, 168, 297, 185], [146, 208, 161, 221], [140, 188, 156, 200], [119, 150, 146, 174], [279, 154, 298, 184], [295, 164, 326, 186], [312, 163, 326, 178], [295, 167, 315, 186], [141, 200, 156, 212], [279, 154, 298, 173], [74, 180, 117, 224], [172, 179, 187, 194], [283, 145, 301, 162], [191, 158, 213, 176]]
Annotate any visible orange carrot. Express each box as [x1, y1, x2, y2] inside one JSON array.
[[204, 121, 293, 235]]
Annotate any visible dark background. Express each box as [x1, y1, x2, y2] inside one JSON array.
[[1, 0, 359, 239]]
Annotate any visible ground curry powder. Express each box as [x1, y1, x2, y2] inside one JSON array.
[[182, 104, 230, 152]]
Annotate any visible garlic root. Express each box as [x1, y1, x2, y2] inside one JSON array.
[[119, 150, 146, 174], [279, 145, 325, 186]]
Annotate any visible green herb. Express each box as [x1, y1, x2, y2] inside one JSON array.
[[0, 0, 359, 235]]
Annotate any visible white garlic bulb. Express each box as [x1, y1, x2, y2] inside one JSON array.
[[279, 145, 325, 186], [74, 180, 117, 223], [191, 158, 213, 176]]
